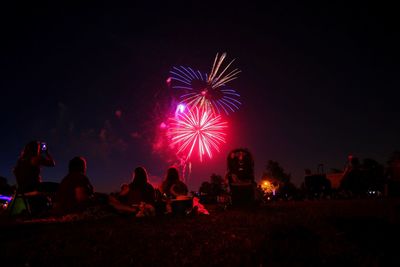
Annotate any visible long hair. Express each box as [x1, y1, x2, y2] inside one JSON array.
[[161, 167, 180, 193], [130, 167, 148, 189], [20, 141, 40, 160], [13, 141, 39, 177]]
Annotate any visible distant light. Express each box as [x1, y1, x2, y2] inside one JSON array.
[[166, 77, 172, 85], [160, 122, 167, 129]]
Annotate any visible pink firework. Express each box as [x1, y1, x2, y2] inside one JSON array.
[[168, 107, 228, 162]]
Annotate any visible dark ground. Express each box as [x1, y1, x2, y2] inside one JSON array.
[[1, 198, 400, 267]]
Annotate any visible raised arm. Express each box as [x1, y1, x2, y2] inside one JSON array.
[[31, 151, 55, 167]]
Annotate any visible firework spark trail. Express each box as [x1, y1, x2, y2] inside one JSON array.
[[208, 52, 241, 89], [168, 107, 227, 162], [169, 53, 242, 115]]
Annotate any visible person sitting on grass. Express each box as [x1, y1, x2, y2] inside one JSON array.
[[109, 166, 156, 216], [54, 156, 95, 215], [160, 166, 188, 199]]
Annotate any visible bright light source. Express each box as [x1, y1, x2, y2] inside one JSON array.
[[177, 104, 185, 113]]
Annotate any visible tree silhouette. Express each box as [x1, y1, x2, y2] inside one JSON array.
[[264, 160, 291, 184], [340, 157, 385, 197], [262, 160, 301, 200], [361, 158, 385, 192], [385, 151, 400, 196]]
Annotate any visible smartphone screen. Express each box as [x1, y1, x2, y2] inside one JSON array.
[[40, 142, 47, 152]]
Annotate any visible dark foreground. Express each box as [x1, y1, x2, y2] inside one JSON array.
[[1, 198, 400, 267]]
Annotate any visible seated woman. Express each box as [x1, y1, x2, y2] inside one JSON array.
[[160, 167, 188, 199], [159, 167, 192, 215], [109, 167, 156, 215], [54, 156, 95, 214]]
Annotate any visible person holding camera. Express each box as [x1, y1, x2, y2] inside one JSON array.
[[13, 140, 55, 193], [11, 140, 55, 216]]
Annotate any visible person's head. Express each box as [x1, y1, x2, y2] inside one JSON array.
[[20, 140, 40, 159], [131, 166, 148, 187], [69, 156, 87, 174], [165, 167, 180, 184]]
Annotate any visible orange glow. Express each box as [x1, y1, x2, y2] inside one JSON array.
[[260, 179, 279, 195]]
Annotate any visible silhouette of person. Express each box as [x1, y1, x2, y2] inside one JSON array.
[[226, 148, 255, 185], [225, 148, 257, 206], [340, 154, 363, 196], [125, 167, 156, 204], [160, 167, 188, 199], [13, 140, 55, 193], [55, 156, 95, 214], [109, 167, 156, 215]]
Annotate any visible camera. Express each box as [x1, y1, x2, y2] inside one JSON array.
[[40, 142, 47, 152]]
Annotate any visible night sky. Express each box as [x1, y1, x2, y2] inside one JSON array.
[[1, 2, 398, 193]]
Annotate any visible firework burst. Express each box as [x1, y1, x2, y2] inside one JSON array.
[[168, 107, 228, 162], [169, 52, 241, 115]]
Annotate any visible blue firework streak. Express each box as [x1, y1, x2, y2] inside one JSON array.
[[168, 53, 241, 115]]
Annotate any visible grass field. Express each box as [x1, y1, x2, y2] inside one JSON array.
[[1, 198, 399, 266]]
